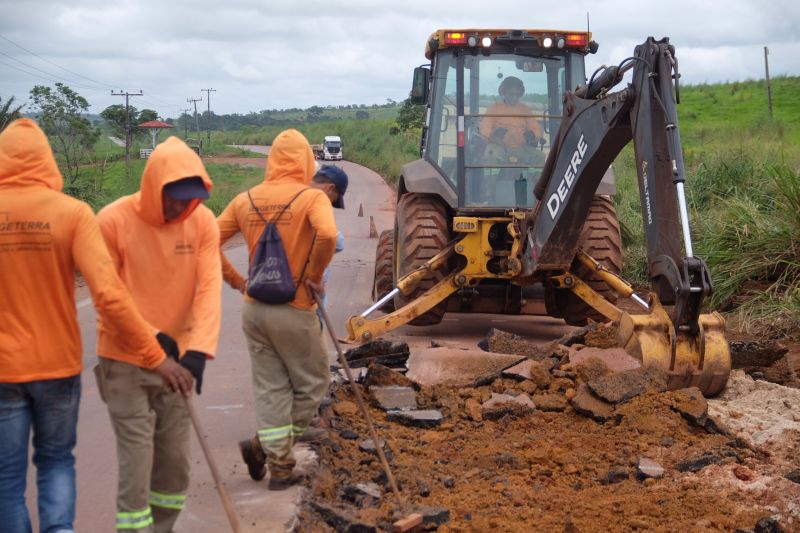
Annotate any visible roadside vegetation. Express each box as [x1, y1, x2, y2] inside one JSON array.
[[3, 76, 797, 337], [613, 76, 800, 337]]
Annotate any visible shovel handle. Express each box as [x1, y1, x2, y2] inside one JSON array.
[[185, 396, 242, 533], [313, 290, 405, 510]]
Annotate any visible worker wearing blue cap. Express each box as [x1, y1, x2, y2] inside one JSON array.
[[311, 165, 347, 313]]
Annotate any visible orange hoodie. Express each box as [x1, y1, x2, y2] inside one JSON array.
[[0, 118, 165, 382], [479, 101, 542, 148], [96, 136, 221, 367], [218, 129, 336, 309]]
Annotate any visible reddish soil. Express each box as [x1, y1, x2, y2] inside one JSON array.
[[299, 325, 800, 533]]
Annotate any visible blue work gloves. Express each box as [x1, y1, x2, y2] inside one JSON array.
[[180, 351, 206, 395], [524, 130, 538, 146], [156, 332, 179, 360]]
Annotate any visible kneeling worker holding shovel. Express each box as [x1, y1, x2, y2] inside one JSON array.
[[95, 137, 222, 532]]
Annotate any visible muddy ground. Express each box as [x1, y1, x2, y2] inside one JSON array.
[[298, 325, 800, 533]]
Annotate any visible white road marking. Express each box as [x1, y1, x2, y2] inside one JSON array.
[[206, 404, 244, 411]]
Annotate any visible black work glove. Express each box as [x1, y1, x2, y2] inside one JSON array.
[[156, 332, 180, 360], [180, 351, 206, 394], [489, 127, 507, 143], [524, 130, 538, 145]]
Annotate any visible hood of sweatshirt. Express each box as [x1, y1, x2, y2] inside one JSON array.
[[265, 129, 316, 185], [0, 118, 64, 191], [133, 136, 212, 226]]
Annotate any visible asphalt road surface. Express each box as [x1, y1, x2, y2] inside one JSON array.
[[25, 150, 573, 531]]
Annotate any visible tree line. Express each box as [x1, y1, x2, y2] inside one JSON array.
[[0, 83, 425, 197]]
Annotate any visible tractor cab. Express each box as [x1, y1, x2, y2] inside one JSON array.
[[411, 29, 596, 211]]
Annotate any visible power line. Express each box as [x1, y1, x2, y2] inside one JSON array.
[[0, 57, 103, 92], [0, 32, 117, 90], [0, 33, 191, 120]]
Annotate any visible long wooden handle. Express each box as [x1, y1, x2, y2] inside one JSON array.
[[185, 396, 242, 533], [313, 291, 405, 510]]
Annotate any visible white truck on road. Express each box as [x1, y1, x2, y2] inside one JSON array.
[[321, 135, 343, 161]]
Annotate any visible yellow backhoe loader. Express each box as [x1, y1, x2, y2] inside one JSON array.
[[348, 30, 730, 396]]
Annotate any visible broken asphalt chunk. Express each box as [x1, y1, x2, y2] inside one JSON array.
[[587, 371, 648, 404], [363, 363, 417, 389], [481, 393, 536, 420], [344, 340, 410, 369], [784, 469, 800, 484], [570, 384, 614, 422], [369, 386, 418, 411], [729, 340, 788, 368], [342, 482, 382, 505], [569, 347, 642, 374], [359, 439, 386, 453], [670, 387, 708, 426], [676, 451, 724, 473], [386, 409, 443, 428], [310, 501, 377, 533], [636, 457, 665, 480], [479, 328, 560, 360]]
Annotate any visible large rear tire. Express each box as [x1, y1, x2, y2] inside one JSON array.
[[548, 195, 623, 326], [372, 229, 395, 312], [394, 194, 450, 326]]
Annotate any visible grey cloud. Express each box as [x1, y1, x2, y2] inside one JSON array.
[[1, 0, 798, 116]]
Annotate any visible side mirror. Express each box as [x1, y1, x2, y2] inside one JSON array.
[[410, 67, 430, 104]]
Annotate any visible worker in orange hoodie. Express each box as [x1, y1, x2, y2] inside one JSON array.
[[218, 129, 337, 490], [94, 136, 221, 532], [0, 119, 189, 533]]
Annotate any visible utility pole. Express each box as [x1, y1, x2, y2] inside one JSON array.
[[201, 88, 216, 147], [183, 108, 190, 139], [764, 46, 773, 119], [111, 89, 143, 180], [187, 97, 202, 138]]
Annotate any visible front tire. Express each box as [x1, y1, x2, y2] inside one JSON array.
[[372, 229, 395, 313], [394, 194, 450, 326]]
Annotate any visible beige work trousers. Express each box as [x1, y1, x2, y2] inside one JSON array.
[[95, 357, 191, 533], [242, 300, 329, 477]]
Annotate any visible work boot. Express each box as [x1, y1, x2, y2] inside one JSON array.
[[297, 426, 327, 443], [239, 436, 266, 481], [267, 473, 303, 491]]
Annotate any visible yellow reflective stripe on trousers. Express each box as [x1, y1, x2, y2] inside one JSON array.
[[292, 425, 307, 436], [116, 507, 153, 529], [149, 489, 186, 510], [257, 424, 293, 442]]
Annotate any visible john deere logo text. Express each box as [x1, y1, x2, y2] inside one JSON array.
[[547, 133, 588, 220]]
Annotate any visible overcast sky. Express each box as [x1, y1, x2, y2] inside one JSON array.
[[1, 0, 798, 118]]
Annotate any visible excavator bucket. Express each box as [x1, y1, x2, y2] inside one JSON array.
[[616, 295, 731, 396]]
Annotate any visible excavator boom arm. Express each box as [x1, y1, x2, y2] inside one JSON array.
[[526, 37, 712, 333]]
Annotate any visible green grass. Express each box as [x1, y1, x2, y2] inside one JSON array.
[[612, 77, 800, 336]]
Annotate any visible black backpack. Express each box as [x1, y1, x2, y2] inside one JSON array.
[[246, 188, 314, 304]]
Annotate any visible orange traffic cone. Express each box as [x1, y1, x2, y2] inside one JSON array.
[[369, 216, 378, 238], [357, 203, 364, 217]]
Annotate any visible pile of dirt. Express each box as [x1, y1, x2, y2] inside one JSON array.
[[298, 339, 800, 532]]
